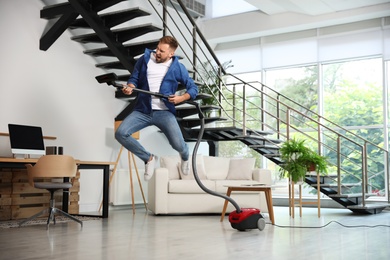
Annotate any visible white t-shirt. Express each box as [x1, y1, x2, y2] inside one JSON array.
[[147, 53, 173, 110]]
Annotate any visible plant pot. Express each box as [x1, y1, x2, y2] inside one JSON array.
[[289, 176, 305, 185], [307, 163, 316, 172]]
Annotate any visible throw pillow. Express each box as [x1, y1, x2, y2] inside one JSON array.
[[160, 156, 180, 179], [177, 155, 207, 180], [226, 158, 256, 180], [203, 156, 230, 180]]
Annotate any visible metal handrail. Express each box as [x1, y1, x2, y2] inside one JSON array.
[[224, 74, 389, 204]]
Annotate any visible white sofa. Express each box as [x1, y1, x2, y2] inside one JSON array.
[[147, 155, 272, 215]]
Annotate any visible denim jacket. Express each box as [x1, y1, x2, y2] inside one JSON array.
[[127, 48, 198, 115]]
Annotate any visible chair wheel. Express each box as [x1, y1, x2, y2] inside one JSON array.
[[257, 218, 266, 231]]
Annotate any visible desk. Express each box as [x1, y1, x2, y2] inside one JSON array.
[[220, 185, 275, 225], [0, 157, 115, 218]]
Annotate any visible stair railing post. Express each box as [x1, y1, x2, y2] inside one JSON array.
[[260, 84, 265, 132], [232, 84, 236, 128], [276, 93, 281, 140], [162, 0, 167, 36], [337, 136, 341, 195], [286, 108, 290, 212], [218, 66, 222, 118], [192, 27, 197, 75], [387, 150, 390, 203], [286, 109, 291, 140], [242, 84, 247, 135], [362, 143, 367, 207]]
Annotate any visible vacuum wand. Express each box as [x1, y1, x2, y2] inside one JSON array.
[[116, 83, 169, 99]]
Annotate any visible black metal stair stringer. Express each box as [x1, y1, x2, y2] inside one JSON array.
[[40, 6, 79, 51], [68, 0, 136, 72]]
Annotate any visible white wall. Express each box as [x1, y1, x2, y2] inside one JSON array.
[[0, 1, 207, 212]]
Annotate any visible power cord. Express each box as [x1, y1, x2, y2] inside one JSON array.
[[267, 220, 390, 229]]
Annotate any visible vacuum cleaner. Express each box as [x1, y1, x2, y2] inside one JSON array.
[[96, 73, 266, 231]]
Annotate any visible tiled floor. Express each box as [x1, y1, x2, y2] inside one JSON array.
[[1, 206, 389, 259]]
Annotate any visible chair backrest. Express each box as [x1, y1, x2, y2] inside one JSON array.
[[26, 155, 77, 186]]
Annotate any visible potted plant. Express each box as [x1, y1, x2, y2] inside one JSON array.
[[279, 137, 328, 183]]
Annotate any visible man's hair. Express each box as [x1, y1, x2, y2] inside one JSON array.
[[159, 36, 179, 50]]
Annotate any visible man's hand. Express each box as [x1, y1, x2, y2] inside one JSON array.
[[168, 93, 190, 105], [122, 84, 135, 95]]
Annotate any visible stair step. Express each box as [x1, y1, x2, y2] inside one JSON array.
[[88, 0, 126, 13], [190, 126, 282, 145], [95, 55, 187, 70], [41, 2, 75, 20], [311, 183, 361, 188], [237, 137, 284, 149], [329, 193, 377, 199], [41, 0, 126, 20], [195, 93, 212, 100], [347, 203, 390, 214], [249, 144, 279, 150], [263, 153, 280, 158], [70, 7, 151, 29], [236, 133, 277, 140], [114, 74, 204, 86], [179, 117, 227, 128], [306, 173, 338, 178], [235, 134, 283, 143], [71, 24, 162, 43], [96, 60, 128, 70], [176, 105, 220, 118], [190, 126, 246, 140], [84, 39, 159, 57]]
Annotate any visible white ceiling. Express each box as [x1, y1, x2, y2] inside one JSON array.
[[203, 0, 390, 45], [244, 0, 390, 16]]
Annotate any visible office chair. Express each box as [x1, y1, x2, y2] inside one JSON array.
[[19, 155, 83, 229]]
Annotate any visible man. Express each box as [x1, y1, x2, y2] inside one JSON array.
[[115, 36, 198, 181]]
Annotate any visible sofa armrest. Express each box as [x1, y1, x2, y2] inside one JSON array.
[[148, 168, 169, 214], [252, 168, 272, 185]]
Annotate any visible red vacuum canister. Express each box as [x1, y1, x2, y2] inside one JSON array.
[[229, 208, 266, 231]]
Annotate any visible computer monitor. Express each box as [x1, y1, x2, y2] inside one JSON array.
[[8, 124, 46, 156]]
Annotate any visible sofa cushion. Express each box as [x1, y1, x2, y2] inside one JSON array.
[[203, 156, 231, 180], [178, 155, 207, 180], [168, 179, 215, 193], [160, 156, 180, 180], [226, 158, 256, 180]]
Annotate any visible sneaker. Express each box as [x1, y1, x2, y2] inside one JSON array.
[[144, 155, 157, 181], [181, 159, 190, 175]]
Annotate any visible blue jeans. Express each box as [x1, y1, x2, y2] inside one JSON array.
[[115, 110, 189, 163]]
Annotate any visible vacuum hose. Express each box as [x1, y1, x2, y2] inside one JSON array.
[[186, 101, 241, 213]]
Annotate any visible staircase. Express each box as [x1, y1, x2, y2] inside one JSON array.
[[40, 0, 390, 214]]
